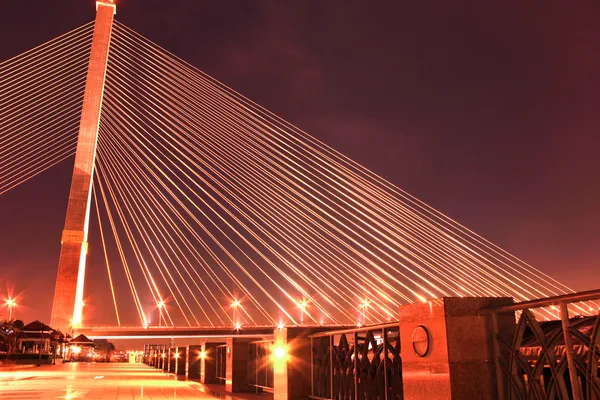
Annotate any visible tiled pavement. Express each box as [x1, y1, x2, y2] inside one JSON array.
[[0, 362, 218, 399]]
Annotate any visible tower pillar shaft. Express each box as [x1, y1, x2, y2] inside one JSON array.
[[50, 1, 115, 333]]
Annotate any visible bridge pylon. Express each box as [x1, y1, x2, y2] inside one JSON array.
[[50, 0, 116, 333]]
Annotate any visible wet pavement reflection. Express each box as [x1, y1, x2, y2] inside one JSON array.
[[0, 362, 217, 399]]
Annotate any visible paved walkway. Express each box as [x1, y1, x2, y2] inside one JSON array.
[[0, 362, 218, 399]]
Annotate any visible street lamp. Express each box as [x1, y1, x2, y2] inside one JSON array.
[[298, 299, 308, 325], [157, 300, 165, 327], [360, 299, 369, 325], [5, 299, 16, 321], [231, 299, 241, 327]]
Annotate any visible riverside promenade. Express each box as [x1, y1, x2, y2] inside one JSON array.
[[0, 362, 220, 400]]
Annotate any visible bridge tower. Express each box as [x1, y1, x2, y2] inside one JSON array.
[[50, 0, 116, 333]]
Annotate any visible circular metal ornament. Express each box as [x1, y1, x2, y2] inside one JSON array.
[[411, 325, 430, 357]]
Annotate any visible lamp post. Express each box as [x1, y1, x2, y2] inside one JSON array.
[[298, 299, 308, 325], [37, 324, 43, 367], [5, 299, 16, 321], [157, 301, 165, 327], [231, 299, 241, 327], [361, 299, 370, 325]]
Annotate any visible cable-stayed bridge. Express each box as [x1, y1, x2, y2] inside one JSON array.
[[1, 0, 595, 340]]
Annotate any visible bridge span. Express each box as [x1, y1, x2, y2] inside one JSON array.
[[75, 325, 286, 340]]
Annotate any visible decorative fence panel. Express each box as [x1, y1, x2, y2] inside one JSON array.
[[309, 323, 403, 400], [248, 340, 274, 392], [484, 289, 600, 400]]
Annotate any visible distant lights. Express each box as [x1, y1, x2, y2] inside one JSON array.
[[298, 299, 308, 309]]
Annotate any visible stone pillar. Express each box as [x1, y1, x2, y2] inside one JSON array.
[[188, 345, 202, 381], [201, 342, 221, 384], [398, 297, 514, 400], [176, 346, 187, 377], [225, 338, 253, 393]]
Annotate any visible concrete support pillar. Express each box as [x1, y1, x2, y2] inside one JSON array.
[[169, 348, 177, 373], [201, 342, 221, 384], [162, 347, 169, 372], [273, 328, 288, 399], [176, 346, 187, 377], [50, 0, 116, 333], [398, 297, 514, 400], [272, 327, 316, 400], [188, 345, 202, 381], [153, 345, 160, 367], [225, 338, 253, 393]]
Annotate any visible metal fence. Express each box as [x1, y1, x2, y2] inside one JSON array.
[[484, 289, 600, 400], [309, 323, 403, 400], [248, 340, 274, 392]]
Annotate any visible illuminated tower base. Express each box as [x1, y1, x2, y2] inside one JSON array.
[[50, 1, 115, 333]]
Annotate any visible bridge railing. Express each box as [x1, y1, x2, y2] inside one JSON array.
[[308, 322, 403, 400], [482, 288, 600, 400], [248, 339, 274, 392]]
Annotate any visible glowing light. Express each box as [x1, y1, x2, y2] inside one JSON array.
[[199, 350, 207, 360], [72, 247, 88, 327], [157, 300, 165, 309], [277, 322, 285, 330], [298, 299, 308, 310], [4, 299, 16, 307], [174, 352, 179, 359], [273, 345, 287, 360], [161, 353, 166, 358], [357, 322, 363, 328], [361, 299, 370, 309], [234, 322, 242, 330], [70, 346, 81, 355], [231, 299, 241, 308]]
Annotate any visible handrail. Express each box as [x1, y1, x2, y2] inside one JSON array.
[[78, 323, 345, 330], [480, 288, 600, 314]]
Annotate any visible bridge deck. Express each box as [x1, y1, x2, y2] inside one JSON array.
[[77, 325, 279, 339]]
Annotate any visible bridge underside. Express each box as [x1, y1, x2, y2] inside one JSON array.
[[75, 325, 278, 339]]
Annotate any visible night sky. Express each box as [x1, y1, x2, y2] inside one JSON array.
[[1, 1, 599, 324]]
